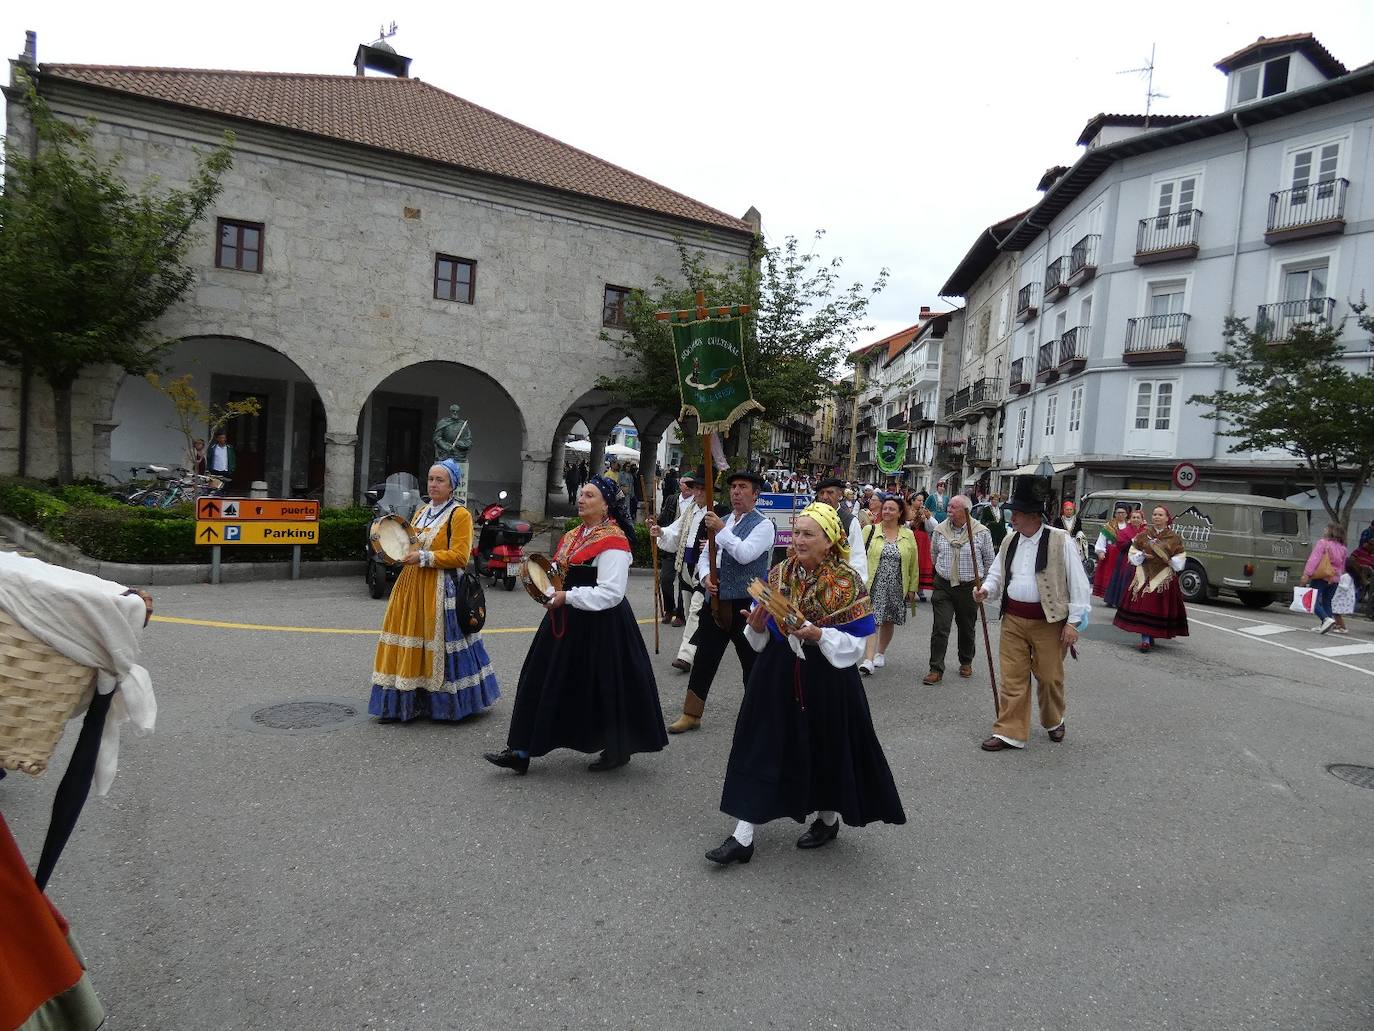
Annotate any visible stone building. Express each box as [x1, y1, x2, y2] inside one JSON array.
[[0, 36, 757, 515]]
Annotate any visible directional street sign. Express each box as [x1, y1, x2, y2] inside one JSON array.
[[197, 498, 319, 521], [195, 521, 320, 545]]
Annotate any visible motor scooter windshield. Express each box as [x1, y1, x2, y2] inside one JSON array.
[[378, 472, 421, 515]]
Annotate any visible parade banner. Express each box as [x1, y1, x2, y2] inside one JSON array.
[[875, 430, 908, 475], [670, 316, 763, 435]]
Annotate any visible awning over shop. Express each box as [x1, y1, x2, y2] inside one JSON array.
[[1006, 462, 1076, 476]]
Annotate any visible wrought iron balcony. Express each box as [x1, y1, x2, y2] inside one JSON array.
[[1008, 356, 1030, 396], [947, 386, 971, 423], [1044, 257, 1070, 302], [1036, 339, 1060, 384], [1124, 313, 1190, 364], [1266, 179, 1349, 244], [886, 411, 909, 430], [1067, 234, 1101, 285], [910, 403, 934, 429], [943, 393, 958, 421], [1058, 326, 1087, 373], [934, 440, 964, 467], [969, 376, 1002, 411], [968, 433, 997, 468], [1136, 210, 1203, 265], [1255, 298, 1337, 343], [1015, 282, 1040, 324]]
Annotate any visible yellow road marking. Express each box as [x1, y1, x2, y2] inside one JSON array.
[[151, 614, 656, 635]]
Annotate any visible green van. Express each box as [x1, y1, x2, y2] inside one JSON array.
[[1079, 489, 1310, 609]]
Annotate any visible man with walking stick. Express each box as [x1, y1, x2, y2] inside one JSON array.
[[923, 495, 995, 685], [972, 472, 1091, 752]]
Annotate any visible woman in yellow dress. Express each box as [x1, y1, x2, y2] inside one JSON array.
[[368, 460, 500, 721]]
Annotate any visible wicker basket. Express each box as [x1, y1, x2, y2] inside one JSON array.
[[0, 608, 95, 776]]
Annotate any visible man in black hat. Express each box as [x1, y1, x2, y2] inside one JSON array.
[[652, 469, 774, 733], [972, 472, 1091, 752], [815, 477, 868, 581]]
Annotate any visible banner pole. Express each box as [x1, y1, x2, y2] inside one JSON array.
[[966, 523, 999, 716], [647, 466, 661, 654]]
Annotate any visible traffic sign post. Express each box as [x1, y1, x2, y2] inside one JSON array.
[[196, 497, 320, 584], [1172, 462, 1199, 491]]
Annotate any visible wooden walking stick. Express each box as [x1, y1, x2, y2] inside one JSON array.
[[646, 468, 661, 654], [965, 521, 1000, 715]]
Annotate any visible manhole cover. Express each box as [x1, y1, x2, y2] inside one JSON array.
[[233, 697, 369, 735], [1327, 764, 1374, 789]]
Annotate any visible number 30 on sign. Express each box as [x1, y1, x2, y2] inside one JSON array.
[[1172, 462, 1199, 490]]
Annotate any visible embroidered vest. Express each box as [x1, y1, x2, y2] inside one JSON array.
[[996, 526, 1070, 623], [717, 509, 769, 600]]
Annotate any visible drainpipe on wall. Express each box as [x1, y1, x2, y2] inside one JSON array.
[[16, 33, 39, 476], [1211, 112, 1252, 462]]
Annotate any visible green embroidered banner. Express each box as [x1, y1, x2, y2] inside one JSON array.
[[671, 316, 763, 435], [875, 431, 907, 475]]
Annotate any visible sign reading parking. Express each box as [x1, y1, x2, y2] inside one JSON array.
[[196, 521, 320, 545], [1172, 462, 1199, 491]]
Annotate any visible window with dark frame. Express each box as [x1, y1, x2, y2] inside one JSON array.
[[434, 254, 476, 303], [603, 285, 631, 328], [216, 218, 264, 273]]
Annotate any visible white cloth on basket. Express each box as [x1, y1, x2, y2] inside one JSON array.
[[0, 551, 157, 794]]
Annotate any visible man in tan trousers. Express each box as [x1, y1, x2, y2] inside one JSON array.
[[973, 474, 1091, 751]]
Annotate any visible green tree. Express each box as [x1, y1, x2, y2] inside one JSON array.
[[1188, 305, 1374, 530], [0, 69, 234, 482], [597, 232, 887, 458]]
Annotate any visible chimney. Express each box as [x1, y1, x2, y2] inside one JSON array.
[[20, 30, 36, 68], [353, 41, 411, 78], [919, 306, 932, 319]]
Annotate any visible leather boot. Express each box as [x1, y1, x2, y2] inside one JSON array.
[[667, 689, 705, 734]]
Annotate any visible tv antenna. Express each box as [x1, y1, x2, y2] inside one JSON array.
[[373, 21, 399, 45], [1118, 43, 1168, 126]]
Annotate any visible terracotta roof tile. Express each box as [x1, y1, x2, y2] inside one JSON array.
[[1214, 34, 1347, 78], [40, 64, 752, 234]]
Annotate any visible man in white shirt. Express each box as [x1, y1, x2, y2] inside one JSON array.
[[924, 495, 996, 684], [814, 477, 867, 582], [652, 469, 775, 733], [973, 474, 1091, 752], [649, 470, 711, 670]]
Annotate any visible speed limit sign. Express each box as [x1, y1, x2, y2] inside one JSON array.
[[1172, 462, 1199, 490]]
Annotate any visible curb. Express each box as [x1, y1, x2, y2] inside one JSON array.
[[0, 515, 365, 585]]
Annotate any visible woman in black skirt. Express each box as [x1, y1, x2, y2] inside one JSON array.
[[706, 503, 906, 866], [483, 476, 667, 773]]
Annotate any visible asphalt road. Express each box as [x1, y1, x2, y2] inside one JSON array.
[[4, 569, 1373, 1030]]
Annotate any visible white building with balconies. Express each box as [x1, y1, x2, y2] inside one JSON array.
[[996, 33, 1373, 501]]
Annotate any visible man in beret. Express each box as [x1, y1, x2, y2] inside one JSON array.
[[815, 477, 867, 582]]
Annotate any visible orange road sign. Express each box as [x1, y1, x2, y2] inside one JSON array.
[[196, 498, 320, 521], [196, 521, 320, 545]]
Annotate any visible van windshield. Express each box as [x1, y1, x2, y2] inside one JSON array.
[[1261, 510, 1299, 536]]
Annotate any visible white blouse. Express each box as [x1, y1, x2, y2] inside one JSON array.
[[565, 550, 631, 612], [743, 615, 866, 668]]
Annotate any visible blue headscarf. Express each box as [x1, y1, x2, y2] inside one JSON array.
[[586, 475, 636, 541], [435, 459, 464, 491]]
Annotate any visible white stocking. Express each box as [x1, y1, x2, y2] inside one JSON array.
[[732, 820, 756, 845]]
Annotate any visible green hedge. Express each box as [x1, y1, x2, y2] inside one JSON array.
[[561, 517, 654, 566], [0, 477, 371, 564]]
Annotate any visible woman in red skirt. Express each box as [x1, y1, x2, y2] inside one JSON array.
[[1112, 505, 1190, 652], [1092, 502, 1132, 599], [910, 503, 936, 602]]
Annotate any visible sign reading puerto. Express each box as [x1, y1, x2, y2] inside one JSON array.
[[197, 498, 319, 521], [197, 496, 319, 545], [1172, 462, 1199, 491]]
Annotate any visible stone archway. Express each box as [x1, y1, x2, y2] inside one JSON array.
[[356, 361, 527, 512], [109, 336, 327, 497]]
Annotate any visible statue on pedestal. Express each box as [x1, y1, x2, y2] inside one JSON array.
[[433, 403, 472, 462]]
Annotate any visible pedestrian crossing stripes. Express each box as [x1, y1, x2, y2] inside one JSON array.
[[1237, 623, 1296, 636], [1308, 643, 1374, 657]]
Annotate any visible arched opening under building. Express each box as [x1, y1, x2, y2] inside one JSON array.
[[356, 361, 525, 509], [109, 336, 325, 497]]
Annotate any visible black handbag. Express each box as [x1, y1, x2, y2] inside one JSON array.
[[450, 564, 487, 634]]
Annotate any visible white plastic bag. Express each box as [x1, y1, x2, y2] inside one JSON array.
[[1289, 586, 1317, 614]]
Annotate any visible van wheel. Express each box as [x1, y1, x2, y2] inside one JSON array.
[[1236, 590, 1273, 610], [1177, 562, 1208, 604]]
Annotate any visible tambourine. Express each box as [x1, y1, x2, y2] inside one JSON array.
[[370, 513, 418, 563], [521, 553, 565, 605], [747, 578, 807, 633]]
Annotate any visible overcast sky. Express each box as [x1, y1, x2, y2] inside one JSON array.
[[4, 1, 1373, 347]]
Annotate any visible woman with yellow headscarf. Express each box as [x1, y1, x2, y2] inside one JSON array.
[[705, 504, 906, 867]]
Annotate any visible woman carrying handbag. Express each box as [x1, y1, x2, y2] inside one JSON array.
[[1301, 523, 1348, 635]]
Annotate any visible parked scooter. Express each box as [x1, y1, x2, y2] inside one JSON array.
[[473, 490, 533, 591], [363, 472, 422, 599]]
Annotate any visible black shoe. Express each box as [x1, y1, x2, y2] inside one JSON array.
[[587, 751, 629, 772], [705, 836, 754, 865], [483, 748, 529, 774], [796, 817, 840, 849]]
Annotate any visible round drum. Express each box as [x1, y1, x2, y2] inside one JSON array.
[[521, 554, 564, 605], [370, 514, 417, 563]]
